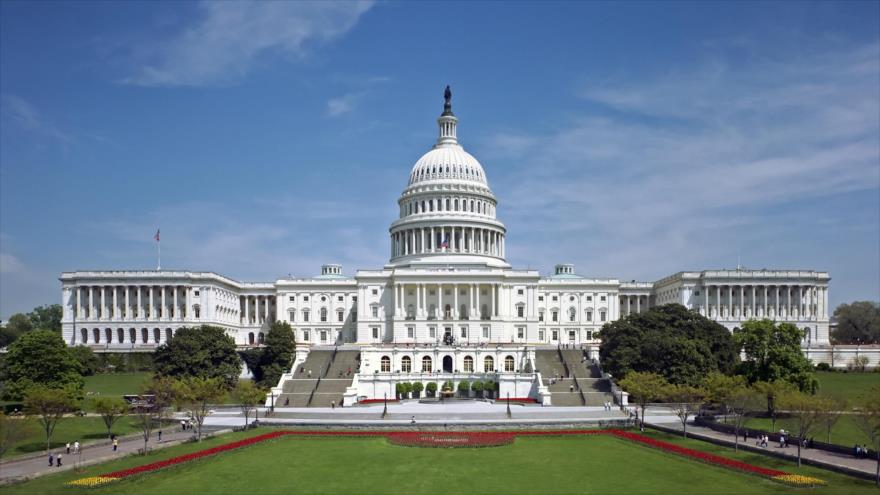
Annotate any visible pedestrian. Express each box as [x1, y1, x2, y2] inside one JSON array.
[[308, 369, 312, 378], [113, 438, 118, 452], [66, 442, 71, 455], [49, 452, 54, 467], [158, 430, 162, 442], [56, 453, 62, 467], [411, 416, 416, 424], [181, 419, 186, 431], [331, 400, 336, 409], [569, 384, 574, 393], [74, 441, 80, 454], [743, 430, 747, 442], [284, 397, 289, 406]]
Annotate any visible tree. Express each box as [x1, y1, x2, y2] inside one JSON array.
[[28, 304, 63, 333], [3, 330, 83, 401], [665, 384, 703, 438], [0, 412, 33, 460], [471, 380, 484, 398], [832, 301, 880, 344], [257, 322, 297, 388], [94, 397, 129, 439], [778, 391, 825, 467], [619, 372, 669, 431], [175, 377, 226, 441], [411, 382, 424, 398], [817, 397, 847, 445], [734, 319, 817, 393], [153, 325, 241, 388], [5, 313, 33, 335], [852, 385, 880, 486], [457, 380, 471, 398], [703, 372, 747, 423], [395, 382, 406, 399], [848, 355, 870, 372], [231, 380, 265, 428], [69, 345, 100, 376], [133, 377, 176, 455], [753, 380, 797, 432], [23, 385, 78, 453], [426, 382, 438, 398], [600, 304, 739, 386], [727, 385, 763, 452]]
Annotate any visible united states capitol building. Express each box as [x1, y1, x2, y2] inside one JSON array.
[[59, 89, 837, 405]]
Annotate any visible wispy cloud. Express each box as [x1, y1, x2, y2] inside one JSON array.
[[122, 1, 375, 87], [486, 40, 880, 279], [326, 91, 365, 117], [0, 94, 72, 144]]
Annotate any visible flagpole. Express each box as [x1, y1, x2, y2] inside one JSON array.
[[157, 238, 161, 271]]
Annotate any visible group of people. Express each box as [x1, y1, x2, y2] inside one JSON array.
[[854, 444, 872, 458], [754, 434, 770, 448], [180, 419, 194, 431], [602, 401, 614, 411], [48, 440, 82, 468]]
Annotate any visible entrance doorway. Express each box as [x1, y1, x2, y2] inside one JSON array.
[[442, 355, 453, 372]]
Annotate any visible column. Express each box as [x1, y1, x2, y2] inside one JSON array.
[[430, 227, 435, 252], [453, 284, 458, 318], [77, 287, 83, 319], [775, 286, 780, 319], [173, 286, 178, 320], [501, 236, 505, 258], [703, 285, 708, 316], [125, 287, 130, 320], [112, 287, 118, 319], [715, 285, 720, 318], [796, 286, 802, 319], [149, 287, 154, 320], [763, 286, 768, 318], [160, 286, 166, 320], [726, 285, 732, 319], [636, 295, 640, 313], [244, 296, 250, 324], [491, 283, 497, 317], [751, 286, 756, 318], [264, 295, 269, 321], [137, 287, 143, 320], [185, 287, 192, 320], [438, 283, 444, 319], [100, 287, 106, 320]]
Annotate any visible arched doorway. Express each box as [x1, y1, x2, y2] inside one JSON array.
[[442, 355, 453, 372]]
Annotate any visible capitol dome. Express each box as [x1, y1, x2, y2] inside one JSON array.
[[388, 86, 508, 268]]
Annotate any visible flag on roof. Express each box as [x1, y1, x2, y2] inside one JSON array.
[[154, 229, 160, 242]]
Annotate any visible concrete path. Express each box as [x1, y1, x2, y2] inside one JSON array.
[[0, 425, 225, 484]]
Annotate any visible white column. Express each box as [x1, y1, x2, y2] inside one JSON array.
[[703, 286, 708, 316], [751, 286, 756, 318], [636, 295, 640, 313], [264, 295, 269, 321], [185, 287, 192, 320], [739, 285, 744, 318], [430, 227, 435, 252], [438, 283, 444, 319], [173, 286, 178, 320], [77, 287, 83, 319], [137, 287, 143, 320], [100, 287, 106, 320], [124, 287, 130, 320], [160, 286, 166, 320], [244, 296, 250, 324], [715, 285, 720, 318], [453, 284, 458, 318], [149, 287, 154, 320], [111, 287, 117, 319]]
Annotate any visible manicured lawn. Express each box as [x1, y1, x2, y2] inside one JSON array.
[[84, 372, 151, 398], [743, 415, 867, 447], [7, 416, 149, 457], [815, 371, 880, 402], [5, 429, 877, 495]]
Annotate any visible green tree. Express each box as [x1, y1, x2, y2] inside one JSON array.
[[257, 322, 297, 388], [94, 397, 129, 439], [27, 304, 63, 333], [175, 377, 227, 441], [457, 380, 471, 397], [619, 371, 669, 430], [778, 391, 826, 467], [395, 382, 406, 399], [0, 412, 34, 460], [3, 330, 83, 401], [703, 372, 747, 422], [816, 396, 847, 445], [727, 385, 763, 452], [599, 304, 739, 386], [153, 325, 241, 388], [832, 301, 880, 344], [5, 313, 33, 335], [411, 382, 424, 398], [231, 380, 265, 428], [852, 385, 880, 486], [426, 382, 438, 397], [664, 383, 703, 438], [133, 377, 176, 455], [734, 319, 817, 393], [471, 380, 484, 398], [23, 385, 79, 453], [753, 379, 797, 431], [69, 345, 100, 376]]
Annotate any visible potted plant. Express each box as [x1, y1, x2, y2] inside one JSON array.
[[472, 380, 484, 398], [412, 382, 424, 398], [426, 382, 438, 398], [458, 380, 471, 398]]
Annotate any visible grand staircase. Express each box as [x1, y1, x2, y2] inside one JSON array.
[[277, 348, 360, 407], [536, 348, 614, 407]]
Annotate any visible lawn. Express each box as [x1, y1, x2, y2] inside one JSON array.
[[743, 414, 867, 447], [815, 371, 880, 402], [6, 416, 150, 457], [4, 429, 877, 495], [84, 372, 151, 398]]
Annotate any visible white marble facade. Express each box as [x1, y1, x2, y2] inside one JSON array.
[[59, 90, 832, 376]]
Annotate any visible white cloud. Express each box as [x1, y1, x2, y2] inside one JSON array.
[[123, 1, 375, 87], [326, 91, 365, 117], [0, 252, 25, 274], [0, 94, 72, 143]]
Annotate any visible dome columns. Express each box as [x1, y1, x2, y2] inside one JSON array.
[[390, 225, 505, 259]]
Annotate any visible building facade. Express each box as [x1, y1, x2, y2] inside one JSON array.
[[58, 89, 834, 402]]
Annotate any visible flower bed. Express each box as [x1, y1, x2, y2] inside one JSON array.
[[67, 428, 822, 488], [387, 431, 515, 448], [494, 397, 538, 403]]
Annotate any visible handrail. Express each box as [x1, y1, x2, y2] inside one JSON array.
[[322, 346, 338, 379], [306, 377, 320, 406]]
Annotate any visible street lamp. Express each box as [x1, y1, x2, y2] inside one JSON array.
[[506, 392, 511, 419], [382, 393, 388, 419]]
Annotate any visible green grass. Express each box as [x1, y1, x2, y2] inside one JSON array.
[[4, 429, 877, 495], [83, 372, 151, 398], [743, 415, 866, 447], [815, 371, 880, 402], [5, 416, 156, 457]]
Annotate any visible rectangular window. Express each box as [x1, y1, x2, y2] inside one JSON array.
[[337, 311, 344, 322], [587, 331, 593, 340], [338, 296, 344, 302], [538, 296, 544, 301], [694, 291, 700, 296], [429, 327, 436, 338], [517, 289, 524, 295], [289, 296, 295, 301], [538, 312, 544, 322], [552, 329, 558, 340], [552, 296, 558, 301], [517, 306, 524, 318], [552, 311, 558, 322], [407, 326, 414, 338], [352, 296, 357, 302], [372, 327, 379, 339], [303, 330, 310, 341], [194, 290, 200, 297], [517, 327, 524, 339], [600, 296, 606, 302], [303, 296, 309, 301], [600, 311, 606, 322], [482, 326, 489, 338], [460, 327, 467, 338], [303, 311, 309, 322], [372, 306, 379, 318], [586, 295, 592, 301], [538, 329, 545, 341], [372, 288, 378, 295], [320, 330, 327, 342], [586, 311, 592, 321]]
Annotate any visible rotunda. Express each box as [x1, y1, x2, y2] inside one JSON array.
[[388, 86, 508, 268]]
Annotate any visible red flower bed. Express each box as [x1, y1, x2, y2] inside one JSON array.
[[387, 431, 514, 448], [494, 397, 538, 403], [358, 398, 400, 404], [79, 428, 797, 486]]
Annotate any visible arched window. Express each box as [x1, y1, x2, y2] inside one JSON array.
[[445, 198, 450, 210], [470, 200, 475, 212], [380, 355, 391, 372], [249, 332, 255, 344], [81, 328, 88, 344], [568, 308, 576, 322], [454, 199, 459, 211], [93, 328, 100, 343], [258, 332, 265, 344], [105, 328, 112, 342], [463, 356, 474, 372], [153, 328, 160, 343], [117, 328, 124, 343], [484, 356, 494, 372], [320, 308, 327, 322], [142, 329, 149, 343], [165, 328, 172, 341], [401, 356, 412, 372], [504, 355, 515, 372], [421, 356, 432, 372], [129, 328, 136, 343]]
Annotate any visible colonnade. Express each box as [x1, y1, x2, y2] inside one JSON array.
[[78, 326, 174, 346], [620, 295, 651, 316], [701, 284, 826, 320], [74, 285, 191, 321], [391, 226, 504, 258], [240, 295, 275, 326], [393, 282, 500, 320], [400, 195, 494, 218]]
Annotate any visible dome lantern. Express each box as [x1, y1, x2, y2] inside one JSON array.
[[436, 85, 458, 146]]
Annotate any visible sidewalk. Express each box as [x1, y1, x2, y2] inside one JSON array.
[[646, 416, 877, 479], [0, 425, 225, 484]]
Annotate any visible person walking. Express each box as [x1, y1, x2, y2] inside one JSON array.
[[331, 401, 336, 410], [113, 438, 118, 452], [48, 452, 54, 467], [158, 430, 162, 442], [73, 441, 80, 454], [56, 453, 62, 467], [181, 419, 186, 431], [66, 442, 71, 455]]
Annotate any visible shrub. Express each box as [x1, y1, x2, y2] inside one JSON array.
[[815, 362, 832, 372], [457, 380, 470, 397], [412, 382, 424, 398], [425, 382, 438, 397]]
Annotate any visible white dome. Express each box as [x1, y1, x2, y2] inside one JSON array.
[[408, 144, 487, 186]]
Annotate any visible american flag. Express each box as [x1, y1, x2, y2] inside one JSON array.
[[154, 229, 160, 242], [440, 235, 449, 248]]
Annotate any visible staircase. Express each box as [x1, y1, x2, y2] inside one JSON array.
[[537, 348, 614, 407], [278, 348, 359, 407]]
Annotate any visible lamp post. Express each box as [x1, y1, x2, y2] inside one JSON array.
[[270, 390, 276, 416], [382, 393, 388, 419], [506, 392, 511, 419]]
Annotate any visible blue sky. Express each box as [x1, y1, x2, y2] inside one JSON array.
[[1, 1, 878, 319]]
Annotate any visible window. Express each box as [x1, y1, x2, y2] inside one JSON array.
[[600, 311, 606, 322], [81, 328, 87, 344], [460, 327, 467, 338], [552, 329, 558, 340], [289, 296, 295, 301], [302, 310, 310, 322], [320, 308, 328, 322], [303, 296, 309, 301], [141, 328, 148, 343], [694, 290, 700, 296], [464, 356, 474, 372], [259, 332, 266, 344], [117, 328, 124, 343], [429, 327, 436, 338], [338, 296, 344, 302], [600, 296, 606, 302], [552, 295, 558, 301], [587, 295, 592, 301], [568, 308, 576, 322], [321, 296, 327, 302], [320, 330, 327, 342], [517, 305, 524, 318], [402, 356, 412, 372], [538, 311, 544, 322], [194, 290, 200, 297], [504, 355, 515, 372], [352, 296, 357, 302], [372, 327, 379, 339], [407, 326, 414, 338], [372, 288, 378, 295], [303, 330, 310, 341], [371, 306, 379, 318], [569, 296, 575, 302], [586, 311, 593, 321], [337, 310, 344, 322], [153, 328, 160, 343], [380, 356, 391, 372], [539, 329, 545, 340], [484, 356, 494, 372], [517, 327, 524, 339], [538, 296, 544, 301], [482, 326, 489, 338], [165, 328, 172, 341], [421, 356, 432, 372], [587, 331, 593, 340], [517, 289, 524, 295]]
